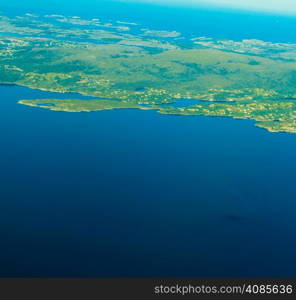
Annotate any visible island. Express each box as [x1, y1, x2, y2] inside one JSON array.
[[1, 13, 296, 133]]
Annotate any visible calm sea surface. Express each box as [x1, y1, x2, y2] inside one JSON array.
[[1, 1, 296, 277]]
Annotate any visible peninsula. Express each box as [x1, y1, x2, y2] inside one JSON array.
[[1, 13, 296, 133]]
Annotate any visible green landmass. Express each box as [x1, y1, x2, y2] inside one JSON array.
[[18, 98, 153, 112], [1, 13, 296, 133]]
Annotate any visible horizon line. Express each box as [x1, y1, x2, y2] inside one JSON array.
[[117, 0, 296, 17]]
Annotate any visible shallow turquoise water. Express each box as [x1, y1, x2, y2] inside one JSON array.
[[4, 0, 296, 42], [1, 1, 296, 277]]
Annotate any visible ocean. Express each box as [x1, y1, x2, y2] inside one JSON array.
[[1, 1, 296, 277]]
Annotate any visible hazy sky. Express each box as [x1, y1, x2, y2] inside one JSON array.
[[123, 0, 296, 15]]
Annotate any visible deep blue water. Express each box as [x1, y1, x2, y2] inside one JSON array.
[[1, 85, 296, 277], [1, 1, 296, 277]]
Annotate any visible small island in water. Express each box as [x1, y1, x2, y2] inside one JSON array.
[[1, 13, 296, 133]]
